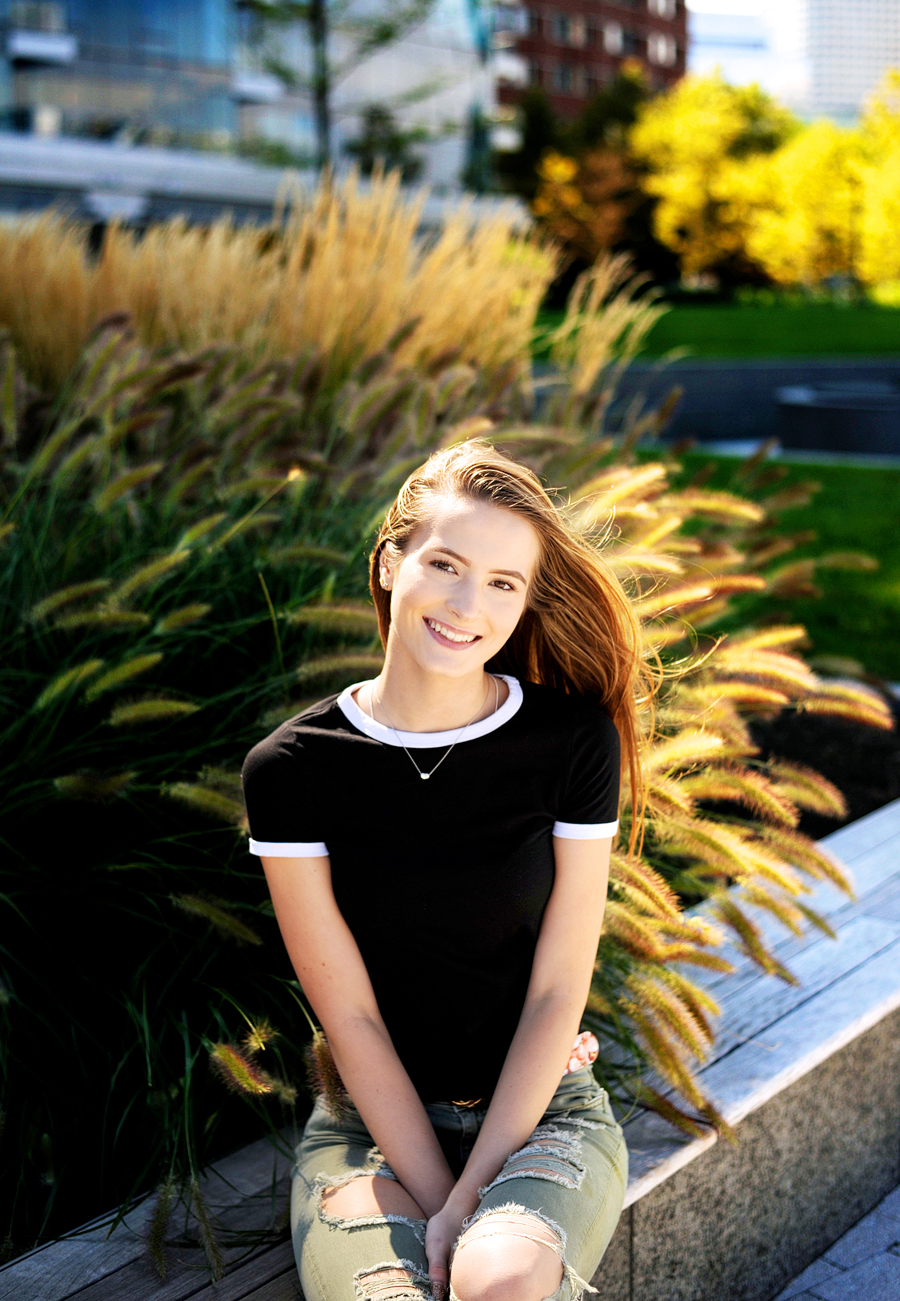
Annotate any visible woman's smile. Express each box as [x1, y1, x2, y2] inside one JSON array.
[[423, 616, 482, 648]]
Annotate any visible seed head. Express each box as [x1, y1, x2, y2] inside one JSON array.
[[209, 1042, 275, 1096]]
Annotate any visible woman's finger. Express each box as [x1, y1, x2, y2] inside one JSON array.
[[427, 1252, 449, 1300]]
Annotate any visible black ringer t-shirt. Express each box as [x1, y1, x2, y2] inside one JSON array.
[[241, 675, 620, 1103]]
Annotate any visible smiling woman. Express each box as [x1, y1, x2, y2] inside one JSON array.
[[240, 441, 656, 1301]]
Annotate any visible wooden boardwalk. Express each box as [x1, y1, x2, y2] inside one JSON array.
[[4, 798, 900, 1301]]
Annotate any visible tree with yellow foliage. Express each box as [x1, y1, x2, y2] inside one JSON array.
[[629, 73, 797, 283], [531, 147, 635, 266], [738, 121, 863, 287], [856, 71, 900, 287]]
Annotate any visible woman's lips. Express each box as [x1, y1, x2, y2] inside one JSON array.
[[423, 616, 482, 650]]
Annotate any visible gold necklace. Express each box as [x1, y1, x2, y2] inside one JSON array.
[[368, 675, 498, 780]]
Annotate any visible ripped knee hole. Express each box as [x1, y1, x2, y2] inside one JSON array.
[[319, 1174, 425, 1224], [455, 1210, 562, 1251], [355, 1260, 433, 1301]]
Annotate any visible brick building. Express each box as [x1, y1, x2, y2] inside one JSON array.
[[496, 0, 687, 118]]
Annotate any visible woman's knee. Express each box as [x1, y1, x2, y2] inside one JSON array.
[[320, 1174, 426, 1222], [449, 1212, 564, 1301]]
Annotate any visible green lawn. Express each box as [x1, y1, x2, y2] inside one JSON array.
[[536, 301, 900, 359], [677, 454, 900, 681], [643, 302, 900, 358]]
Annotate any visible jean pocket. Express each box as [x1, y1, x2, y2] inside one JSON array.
[[546, 1070, 609, 1115]]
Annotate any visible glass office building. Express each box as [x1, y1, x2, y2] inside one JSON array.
[[1, 0, 238, 140]]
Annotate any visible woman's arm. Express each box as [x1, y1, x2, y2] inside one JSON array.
[[260, 853, 456, 1216], [425, 834, 612, 1257]]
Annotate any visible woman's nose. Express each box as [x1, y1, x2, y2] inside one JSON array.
[[446, 580, 479, 621]]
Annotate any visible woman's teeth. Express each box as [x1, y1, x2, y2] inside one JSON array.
[[426, 618, 478, 644]]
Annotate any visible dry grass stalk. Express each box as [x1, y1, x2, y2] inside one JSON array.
[[0, 173, 557, 395]]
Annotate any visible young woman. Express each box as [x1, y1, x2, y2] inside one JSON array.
[[241, 441, 652, 1301]]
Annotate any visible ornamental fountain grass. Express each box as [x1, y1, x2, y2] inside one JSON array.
[[0, 213, 892, 1274]]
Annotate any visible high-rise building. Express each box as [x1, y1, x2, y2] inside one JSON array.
[[0, 1, 238, 141], [494, 0, 687, 119], [689, 2, 900, 125], [0, 1, 507, 189], [761, 0, 900, 122]]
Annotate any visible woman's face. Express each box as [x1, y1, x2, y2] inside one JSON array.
[[380, 494, 540, 680]]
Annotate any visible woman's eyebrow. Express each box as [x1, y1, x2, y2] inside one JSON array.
[[434, 546, 526, 584]]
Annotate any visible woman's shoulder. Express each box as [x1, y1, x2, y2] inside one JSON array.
[[240, 692, 349, 777], [519, 679, 618, 737]]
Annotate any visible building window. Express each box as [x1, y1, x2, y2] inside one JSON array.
[[528, 9, 542, 37], [569, 16, 586, 47], [550, 14, 569, 43], [622, 29, 643, 56], [648, 0, 676, 17], [554, 61, 574, 92], [529, 59, 545, 86], [647, 31, 677, 65], [603, 21, 623, 54], [9, 2, 67, 33]]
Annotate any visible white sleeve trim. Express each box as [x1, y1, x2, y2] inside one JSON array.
[[249, 838, 329, 858], [552, 819, 619, 840]]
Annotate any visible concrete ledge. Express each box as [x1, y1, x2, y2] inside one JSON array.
[[592, 798, 900, 1301]]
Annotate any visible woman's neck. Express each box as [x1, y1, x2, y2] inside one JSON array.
[[357, 646, 505, 733]]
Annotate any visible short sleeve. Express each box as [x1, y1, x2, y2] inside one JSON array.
[[553, 702, 621, 840], [241, 730, 328, 857]]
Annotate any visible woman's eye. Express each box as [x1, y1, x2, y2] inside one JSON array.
[[492, 579, 515, 592], [431, 559, 455, 573]]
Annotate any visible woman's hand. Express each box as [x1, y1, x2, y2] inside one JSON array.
[[425, 1203, 468, 1300]]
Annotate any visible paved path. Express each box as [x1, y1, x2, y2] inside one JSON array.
[[612, 356, 900, 450], [775, 1183, 900, 1301]]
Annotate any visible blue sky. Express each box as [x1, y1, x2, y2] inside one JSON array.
[[687, 1, 764, 13]]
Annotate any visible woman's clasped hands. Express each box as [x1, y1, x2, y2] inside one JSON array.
[[425, 1199, 470, 1301]]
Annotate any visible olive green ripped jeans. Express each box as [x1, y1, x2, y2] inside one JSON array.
[[290, 1067, 628, 1301]]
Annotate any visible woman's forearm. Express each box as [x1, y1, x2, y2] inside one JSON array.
[[441, 991, 587, 1218], [327, 1015, 456, 1217]]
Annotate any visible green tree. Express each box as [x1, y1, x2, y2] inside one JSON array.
[[241, 0, 437, 170], [344, 103, 426, 181], [494, 87, 562, 201]]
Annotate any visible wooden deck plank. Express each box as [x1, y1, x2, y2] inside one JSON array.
[[0, 1137, 294, 1301], [800, 835, 900, 921], [698, 938, 900, 1125], [65, 1237, 295, 1301], [815, 798, 900, 864], [0, 1202, 157, 1301], [704, 915, 900, 1064], [187, 1242, 296, 1301], [633, 913, 900, 1100], [681, 821, 900, 998], [59, 1182, 292, 1301], [237, 1275, 302, 1301]]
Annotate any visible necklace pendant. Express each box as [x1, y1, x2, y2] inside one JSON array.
[[420, 771, 431, 780]]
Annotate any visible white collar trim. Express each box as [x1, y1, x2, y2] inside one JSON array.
[[336, 675, 523, 748]]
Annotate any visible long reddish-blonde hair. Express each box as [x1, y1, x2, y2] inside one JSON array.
[[368, 440, 655, 853]]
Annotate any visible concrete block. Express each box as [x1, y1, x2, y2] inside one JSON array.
[[809, 1251, 900, 1300], [624, 1009, 900, 1301]]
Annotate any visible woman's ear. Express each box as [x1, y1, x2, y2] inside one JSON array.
[[379, 558, 393, 590]]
